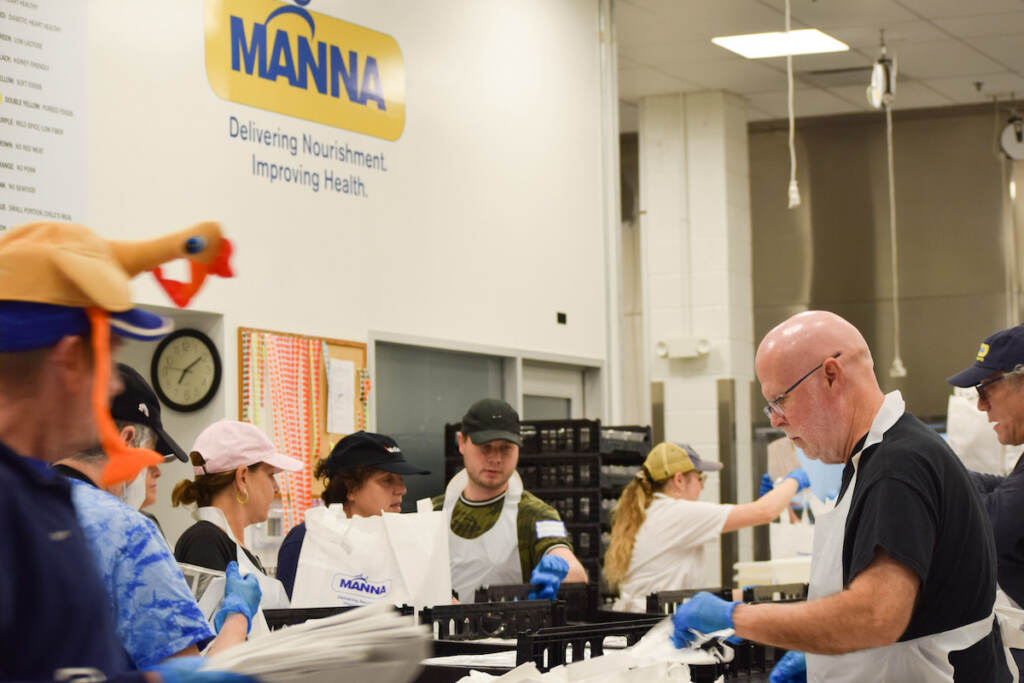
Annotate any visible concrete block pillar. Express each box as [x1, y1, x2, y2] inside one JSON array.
[[638, 91, 756, 582]]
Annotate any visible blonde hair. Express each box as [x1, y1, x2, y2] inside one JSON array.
[[604, 471, 667, 591]]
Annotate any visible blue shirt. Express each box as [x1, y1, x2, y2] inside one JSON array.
[[0, 440, 144, 681], [67, 478, 215, 669]]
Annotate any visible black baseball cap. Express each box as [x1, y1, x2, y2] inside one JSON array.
[[947, 324, 1024, 387], [323, 431, 430, 476], [460, 398, 522, 446], [111, 363, 187, 462]]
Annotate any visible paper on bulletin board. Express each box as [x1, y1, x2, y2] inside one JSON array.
[[326, 357, 355, 435]]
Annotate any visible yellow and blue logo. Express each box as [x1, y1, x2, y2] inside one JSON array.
[[977, 343, 990, 362], [205, 0, 405, 140]]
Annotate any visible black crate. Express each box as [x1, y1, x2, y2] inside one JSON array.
[[536, 488, 600, 523], [645, 588, 735, 616], [519, 454, 600, 489], [565, 523, 603, 558], [475, 581, 599, 623], [520, 419, 601, 454], [263, 604, 414, 630], [742, 583, 808, 603], [421, 600, 566, 641], [599, 425, 652, 456]]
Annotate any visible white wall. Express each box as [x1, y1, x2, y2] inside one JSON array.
[[86, 0, 609, 420]]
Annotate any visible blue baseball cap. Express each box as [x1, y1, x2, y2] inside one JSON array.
[[0, 301, 172, 352], [947, 324, 1024, 387]]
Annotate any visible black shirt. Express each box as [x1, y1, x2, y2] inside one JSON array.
[[838, 412, 1009, 681], [174, 519, 265, 573], [971, 454, 1024, 608]]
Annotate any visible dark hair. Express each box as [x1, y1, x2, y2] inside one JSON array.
[[313, 459, 378, 506], [171, 451, 261, 508]]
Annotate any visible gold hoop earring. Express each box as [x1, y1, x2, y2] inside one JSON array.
[[235, 488, 249, 504]]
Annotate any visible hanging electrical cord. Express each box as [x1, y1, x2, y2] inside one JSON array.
[[785, 0, 800, 209], [866, 31, 905, 377]]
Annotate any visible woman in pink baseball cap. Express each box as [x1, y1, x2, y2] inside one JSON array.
[[172, 419, 303, 614]]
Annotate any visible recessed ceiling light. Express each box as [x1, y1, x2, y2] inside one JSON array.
[[711, 29, 849, 59]]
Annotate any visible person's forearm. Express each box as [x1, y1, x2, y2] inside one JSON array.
[[548, 546, 588, 583], [732, 592, 901, 654], [205, 613, 248, 656]]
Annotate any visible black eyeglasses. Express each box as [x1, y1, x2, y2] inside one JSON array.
[[976, 374, 1006, 402], [763, 352, 842, 419]]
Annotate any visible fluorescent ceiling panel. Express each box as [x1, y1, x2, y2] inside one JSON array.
[[712, 29, 849, 59]]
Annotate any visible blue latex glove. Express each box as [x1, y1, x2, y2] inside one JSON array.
[[759, 473, 774, 497], [151, 656, 257, 683], [670, 592, 740, 648], [784, 468, 811, 493], [528, 554, 570, 600], [769, 650, 807, 683], [214, 561, 262, 634]]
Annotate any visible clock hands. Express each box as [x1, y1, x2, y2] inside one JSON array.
[[178, 357, 203, 384]]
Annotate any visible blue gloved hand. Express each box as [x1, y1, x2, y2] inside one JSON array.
[[150, 656, 257, 683], [670, 592, 740, 648], [527, 554, 570, 600], [214, 561, 261, 634], [759, 473, 774, 497], [769, 650, 807, 683], [784, 468, 811, 493]]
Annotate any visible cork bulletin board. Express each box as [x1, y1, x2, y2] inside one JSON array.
[[237, 327, 367, 498]]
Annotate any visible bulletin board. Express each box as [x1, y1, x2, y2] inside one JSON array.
[[237, 327, 367, 499]]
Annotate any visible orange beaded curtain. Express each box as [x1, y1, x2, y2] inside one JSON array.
[[240, 329, 322, 533]]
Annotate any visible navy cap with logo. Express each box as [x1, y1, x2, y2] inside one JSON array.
[[323, 431, 430, 476], [460, 398, 522, 446], [111, 363, 187, 462], [947, 324, 1024, 387]]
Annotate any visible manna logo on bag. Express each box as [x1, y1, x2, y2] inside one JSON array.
[[205, 0, 405, 140], [333, 572, 391, 598]]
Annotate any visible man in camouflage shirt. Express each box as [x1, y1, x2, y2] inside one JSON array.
[[433, 398, 588, 601]]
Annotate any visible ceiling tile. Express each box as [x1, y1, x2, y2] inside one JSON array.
[[620, 39, 739, 67], [759, 0, 918, 28], [923, 72, 1024, 102], [826, 21, 949, 48], [618, 66, 703, 101], [826, 82, 955, 110], [887, 40, 1006, 79], [963, 35, 1024, 72], [894, 0, 1024, 19], [616, 1, 704, 49], [663, 59, 791, 94], [746, 88, 865, 118], [933, 11, 1024, 37]]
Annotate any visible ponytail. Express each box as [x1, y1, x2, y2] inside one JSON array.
[[603, 472, 658, 591]]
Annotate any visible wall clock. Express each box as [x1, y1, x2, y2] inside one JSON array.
[[151, 328, 222, 412]]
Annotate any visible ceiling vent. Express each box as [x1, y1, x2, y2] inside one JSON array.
[[798, 66, 878, 88]]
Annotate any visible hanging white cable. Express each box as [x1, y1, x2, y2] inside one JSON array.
[[885, 101, 906, 377], [786, 0, 800, 208]]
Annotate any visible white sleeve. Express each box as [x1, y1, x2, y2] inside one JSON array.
[[646, 498, 732, 550]]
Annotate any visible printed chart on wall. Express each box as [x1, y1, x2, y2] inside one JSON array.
[[238, 328, 368, 526], [0, 0, 87, 232]]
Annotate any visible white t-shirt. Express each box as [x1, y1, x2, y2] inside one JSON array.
[[611, 493, 732, 612]]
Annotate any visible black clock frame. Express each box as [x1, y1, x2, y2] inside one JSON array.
[[150, 328, 222, 412]]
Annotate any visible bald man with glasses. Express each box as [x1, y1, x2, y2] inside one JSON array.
[[670, 311, 1010, 682]]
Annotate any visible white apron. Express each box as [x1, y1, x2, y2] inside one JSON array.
[[442, 469, 523, 602], [193, 506, 290, 637], [806, 392, 1003, 682]]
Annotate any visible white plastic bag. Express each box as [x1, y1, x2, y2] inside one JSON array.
[[947, 389, 1010, 475], [290, 499, 451, 608], [769, 507, 814, 560]]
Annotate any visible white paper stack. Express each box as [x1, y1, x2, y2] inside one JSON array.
[[202, 603, 431, 683]]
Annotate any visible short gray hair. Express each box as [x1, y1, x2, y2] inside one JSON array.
[[73, 421, 158, 461], [1005, 364, 1024, 384]]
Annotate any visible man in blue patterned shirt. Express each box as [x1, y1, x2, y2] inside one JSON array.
[[55, 364, 251, 668]]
